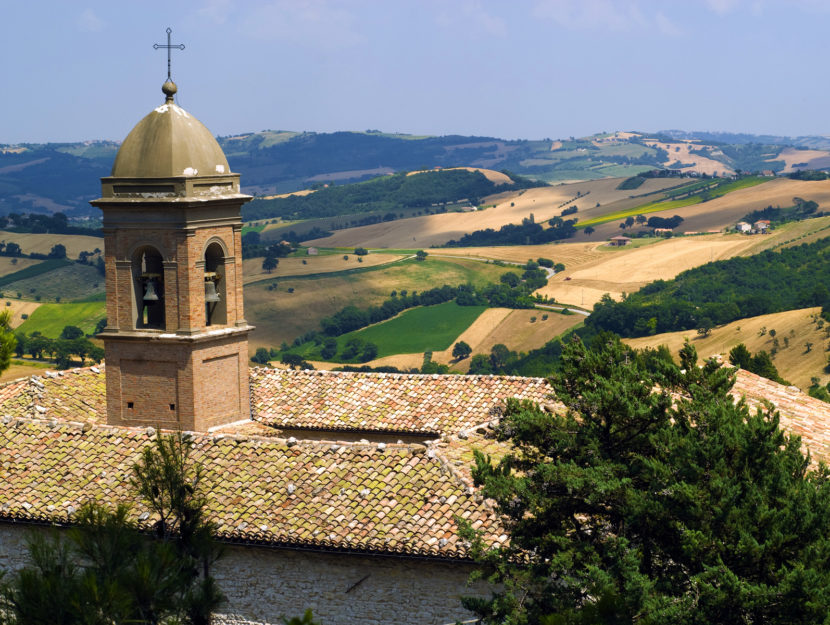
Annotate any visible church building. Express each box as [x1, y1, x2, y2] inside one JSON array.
[[3, 76, 830, 625]]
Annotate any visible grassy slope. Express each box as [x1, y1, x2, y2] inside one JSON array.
[[3, 263, 104, 302], [17, 302, 106, 337], [244, 257, 511, 350], [576, 177, 770, 228], [0, 259, 71, 287], [294, 301, 488, 361], [625, 307, 829, 391]]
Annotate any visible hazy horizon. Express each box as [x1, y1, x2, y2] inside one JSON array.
[[5, 0, 830, 144]]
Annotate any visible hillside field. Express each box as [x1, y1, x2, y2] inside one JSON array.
[[625, 307, 828, 391], [292, 301, 488, 362], [0, 231, 102, 258], [244, 257, 513, 350], [573, 177, 830, 242], [242, 252, 406, 284], [305, 177, 682, 249], [2, 263, 104, 302], [334, 307, 584, 373], [17, 301, 106, 338]]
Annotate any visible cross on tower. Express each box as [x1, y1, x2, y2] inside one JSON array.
[[153, 27, 185, 81]]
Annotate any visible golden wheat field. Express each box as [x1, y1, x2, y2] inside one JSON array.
[[0, 257, 41, 277], [626, 307, 829, 391], [775, 147, 830, 173], [536, 234, 759, 308], [642, 139, 735, 176], [305, 177, 682, 249], [0, 231, 102, 259]]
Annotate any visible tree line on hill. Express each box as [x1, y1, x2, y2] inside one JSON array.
[[14, 322, 106, 369], [444, 215, 577, 247], [317, 263, 548, 337], [586, 237, 830, 338], [255, 261, 554, 365], [742, 197, 823, 226], [0, 212, 102, 237], [241, 169, 546, 222]]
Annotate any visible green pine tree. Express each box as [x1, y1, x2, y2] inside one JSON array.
[[462, 336, 830, 624]]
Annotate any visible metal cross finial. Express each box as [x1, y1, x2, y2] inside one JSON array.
[[153, 27, 185, 81]]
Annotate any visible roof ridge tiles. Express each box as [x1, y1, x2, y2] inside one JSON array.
[[0, 413, 432, 453], [251, 366, 547, 383]]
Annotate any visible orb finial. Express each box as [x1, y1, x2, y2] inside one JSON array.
[[162, 80, 178, 103]]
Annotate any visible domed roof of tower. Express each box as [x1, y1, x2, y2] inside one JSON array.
[[111, 81, 231, 179]]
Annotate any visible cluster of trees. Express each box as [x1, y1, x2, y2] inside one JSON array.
[[790, 170, 829, 181], [462, 336, 830, 624], [243, 169, 543, 222], [616, 175, 647, 190], [646, 214, 684, 229], [317, 266, 548, 339], [588, 237, 830, 337], [445, 215, 577, 247], [728, 343, 788, 384], [0, 212, 102, 237], [14, 323, 105, 369], [743, 197, 821, 225], [467, 343, 521, 374], [241, 231, 295, 260]]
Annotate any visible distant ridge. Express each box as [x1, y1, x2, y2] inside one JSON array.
[[4, 129, 830, 218]]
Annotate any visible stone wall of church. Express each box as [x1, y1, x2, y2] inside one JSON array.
[[0, 524, 487, 625], [213, 545, 485, 625]]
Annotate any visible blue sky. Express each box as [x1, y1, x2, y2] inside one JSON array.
[[3, 0, 830, 143]]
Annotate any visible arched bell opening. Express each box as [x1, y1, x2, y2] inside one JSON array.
[[132, 246, 165, 329], [204, 241, 227, 326]]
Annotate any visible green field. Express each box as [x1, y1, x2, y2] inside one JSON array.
[[245, 257, 511, 350], [17, 302, 106, 337], [241, 224, 266, 236], [293, 301, 487, 361], [576, 176, 771, 228]]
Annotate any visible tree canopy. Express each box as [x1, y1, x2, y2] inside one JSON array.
[[462, 336, 830, 624], [589, 237, 830, 337]]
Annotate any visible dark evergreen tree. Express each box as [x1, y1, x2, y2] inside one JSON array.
[[462, 337, 830, 624]]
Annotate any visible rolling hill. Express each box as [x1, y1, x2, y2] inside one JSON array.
[[5, 128, 830, 219]]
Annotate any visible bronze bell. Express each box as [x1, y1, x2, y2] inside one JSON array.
[[204, 279, 220, 303], [143, 279, 160, 301]]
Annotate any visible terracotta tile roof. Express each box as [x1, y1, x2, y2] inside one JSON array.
[[0, 366, 106, 423], [0, 417, 505, 559], [732, 369, 830, 462], [249, 368, 551, 435], [3, 364, 830, 560]]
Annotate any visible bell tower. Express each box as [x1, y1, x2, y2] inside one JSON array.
[[92, 79, 252, 431]]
